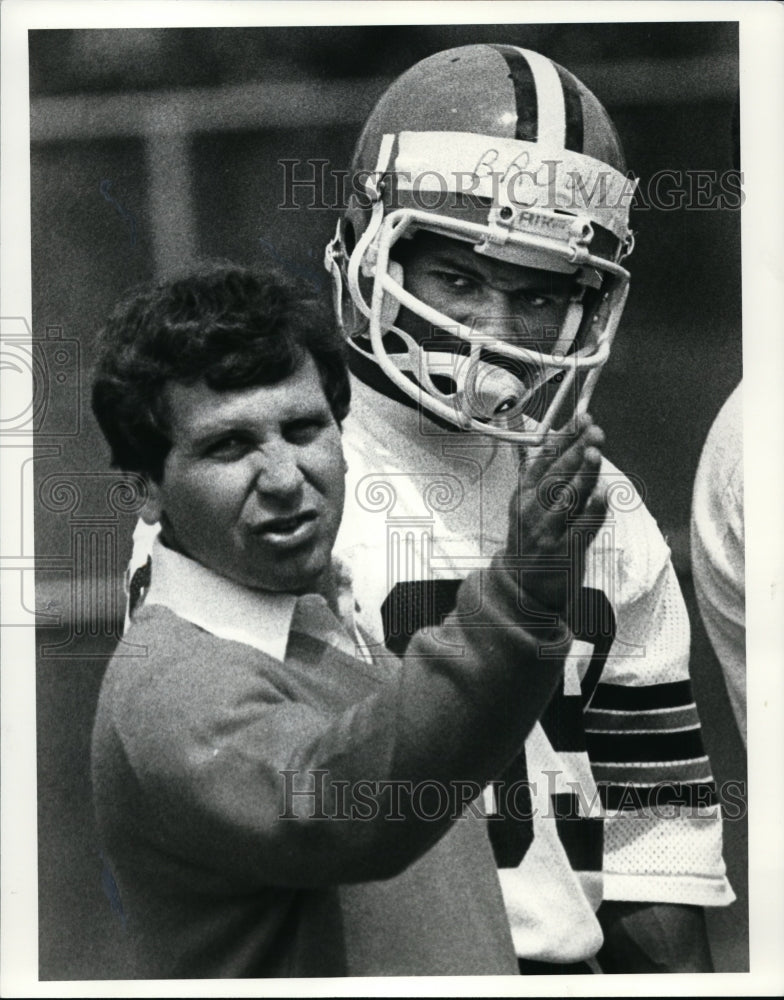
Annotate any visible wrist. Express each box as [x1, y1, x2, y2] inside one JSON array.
[[461, 561, 571, 646]]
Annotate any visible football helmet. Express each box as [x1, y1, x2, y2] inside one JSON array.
[[325, 44, 637, 442]]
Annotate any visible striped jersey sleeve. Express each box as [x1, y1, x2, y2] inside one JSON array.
[[584, 502, 734, 904], [585, 679, 715, 811]]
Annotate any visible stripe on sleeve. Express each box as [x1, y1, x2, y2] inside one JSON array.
[[586, 726, 707, 764], [601, 780, 719, 811], [584, 705, 700, 733], [589, 680, 695, 712], [591, 757, 714, 785]]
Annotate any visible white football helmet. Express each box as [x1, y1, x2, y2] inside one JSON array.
[[325, 44, 637, 442]]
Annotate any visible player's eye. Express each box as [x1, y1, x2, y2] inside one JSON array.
[[432, 269, 476, 291], [517, 292, 550, 308]]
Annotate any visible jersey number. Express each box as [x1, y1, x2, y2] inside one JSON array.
[[381, 580, 615, 869]]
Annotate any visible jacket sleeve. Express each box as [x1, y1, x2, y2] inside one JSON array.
[[96, 566, 571, 889]]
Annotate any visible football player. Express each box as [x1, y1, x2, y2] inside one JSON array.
[[323, 44, 734, 973], [126, 43, 734, 974], [691, 381, 745, 744]]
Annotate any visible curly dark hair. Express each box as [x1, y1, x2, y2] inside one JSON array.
[[91, 263, 350, 481]]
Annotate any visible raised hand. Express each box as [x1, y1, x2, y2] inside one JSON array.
[[507, 414, 608, 613]]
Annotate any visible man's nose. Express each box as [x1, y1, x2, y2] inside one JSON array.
[[252, 444, 305, 500], [463, 293, 529, 343]]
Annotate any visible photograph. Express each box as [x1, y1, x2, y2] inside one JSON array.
[[2, 1, 782, 995]]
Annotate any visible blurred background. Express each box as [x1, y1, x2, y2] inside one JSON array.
[[29, 22, 745, 979]]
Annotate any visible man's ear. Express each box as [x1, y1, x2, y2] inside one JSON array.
[[140, 477, 163, 525]]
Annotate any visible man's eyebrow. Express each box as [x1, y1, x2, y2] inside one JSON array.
[[185, 413, 255, 442], [426, 251, 568, 293], [188, 403, 330, 444], [427, 252, 484, 277]]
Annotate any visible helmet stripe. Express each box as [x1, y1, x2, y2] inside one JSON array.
[[487, 44, 538, 142], [516, 47, 567, 150], [553, 63, 585, 154]]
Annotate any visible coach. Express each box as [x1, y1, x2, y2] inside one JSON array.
[[90, 263, 607, 977]]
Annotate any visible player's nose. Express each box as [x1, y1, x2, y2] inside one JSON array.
[[465, 292, 528, 342]]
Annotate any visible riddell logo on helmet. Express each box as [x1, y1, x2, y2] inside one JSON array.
[[514, 210, 572, 233]]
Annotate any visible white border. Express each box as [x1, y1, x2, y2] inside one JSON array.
[[2, 2, 783, 997]]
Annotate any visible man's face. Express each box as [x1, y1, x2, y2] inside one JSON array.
[[394, 231, 581, 427], [398, 231, 578, 353], [144, 355, 345, 596]]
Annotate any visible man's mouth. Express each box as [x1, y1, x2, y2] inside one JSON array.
[[250, 510, 319, 549]]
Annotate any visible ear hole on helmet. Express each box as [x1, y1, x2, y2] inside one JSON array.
[[343, 220, 357, 257]]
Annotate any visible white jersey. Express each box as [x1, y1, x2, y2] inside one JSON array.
[[691, 382, 745, 744], [336, 375, 734, 962], [127, 371, 734, 963]]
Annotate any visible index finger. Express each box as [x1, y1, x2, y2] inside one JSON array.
[[519, 414, 600, 487]]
